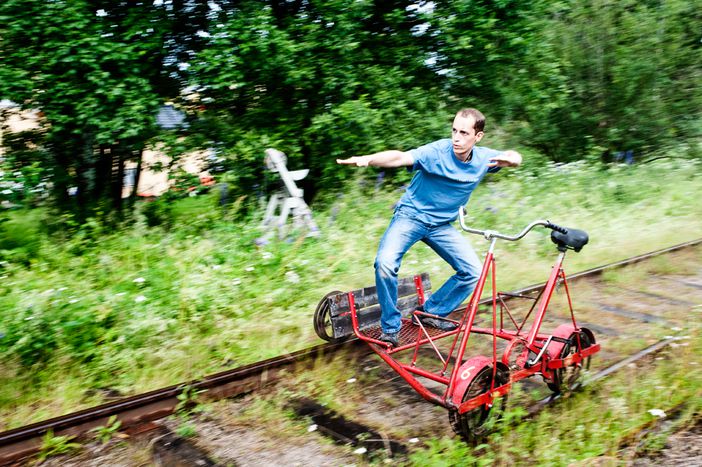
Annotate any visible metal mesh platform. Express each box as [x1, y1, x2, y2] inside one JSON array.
[[361, 318, 451, 347]]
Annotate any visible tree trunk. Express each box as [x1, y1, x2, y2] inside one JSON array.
[[128, 147, 144, 208], [111, 144, 125, 215]]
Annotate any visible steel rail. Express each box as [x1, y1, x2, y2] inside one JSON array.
[[526, 336, 685, 417], [1, 237, 700, 465], [0, 340, 360, 464]]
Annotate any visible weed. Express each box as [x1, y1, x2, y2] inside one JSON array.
[[91, 415, 123, 444], [35, 430, 82, 462], [174, 421, 197, 438], [1, 158, 702, 430], [175, 385, 206, 416], [408, 330, 702, 464]]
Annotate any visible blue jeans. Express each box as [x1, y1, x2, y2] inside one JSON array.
[[374, 211, 483, 334]]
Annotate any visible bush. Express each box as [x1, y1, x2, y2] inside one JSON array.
[[141, 198, 174, 228]]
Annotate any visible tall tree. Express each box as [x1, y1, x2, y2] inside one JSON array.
[[0, 0, 212, 218], [502, 0, 702, 159], [191, 0, 446, 202]]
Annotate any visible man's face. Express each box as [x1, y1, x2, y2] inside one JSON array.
[[451, 114, 484, 159]]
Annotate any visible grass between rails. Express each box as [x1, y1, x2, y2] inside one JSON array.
[[0, 158, 701, 430], [408, 328, 702, 466]]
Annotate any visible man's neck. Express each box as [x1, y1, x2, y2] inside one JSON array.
[[457, 149, 473, 163]]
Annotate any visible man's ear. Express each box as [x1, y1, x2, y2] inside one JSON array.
[[475, 131, 484, 142]]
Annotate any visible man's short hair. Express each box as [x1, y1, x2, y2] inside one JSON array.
[[457, 108, 485, 133]]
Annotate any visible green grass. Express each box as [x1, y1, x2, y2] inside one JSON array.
[[408, 329, 702, 466], [0, 157, 701, 430]]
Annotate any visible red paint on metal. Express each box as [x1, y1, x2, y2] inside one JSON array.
[[450, 355, 492, 406], [414, 274, 426, 306]]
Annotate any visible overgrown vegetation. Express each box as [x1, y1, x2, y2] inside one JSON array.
[[409, 329, 702, 465], [1, 0, 699, 217], [2, 1, 700, 463], [0, 157, 700, 430]]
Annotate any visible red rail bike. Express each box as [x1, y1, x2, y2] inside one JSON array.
[[314, 207, 600, 440]]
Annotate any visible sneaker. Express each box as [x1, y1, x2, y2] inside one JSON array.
[[378, 331, 399, 347], [412, 313, 458, 332]]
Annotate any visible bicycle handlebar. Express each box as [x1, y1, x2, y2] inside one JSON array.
[[458, 207, 568, 241]]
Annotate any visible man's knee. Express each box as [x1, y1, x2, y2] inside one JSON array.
[[374, 252, 399, 277], [456, 263, 480, 283]]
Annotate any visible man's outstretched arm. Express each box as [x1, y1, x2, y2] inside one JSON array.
[[336, 150, 414, 168], [487, 150, 522, 168]]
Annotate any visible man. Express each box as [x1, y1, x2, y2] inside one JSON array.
[[337, 108, 522, 347]]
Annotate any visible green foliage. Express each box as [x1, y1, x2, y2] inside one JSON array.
[[142, 198, 174, 229], [36, 430, 81, 462], [191, 0, 444, 198], [174, 421, 197, 438], [0, 140, 50, 208], [503, 0, 702, 159], [91, 415, 122, 444], [409, 437, 481, 466], [408, 330, 702, 464], [0, 156, 701, 431], [2, 0, 700, 217], [0, 0, 207, 217], [175, 385, 206, 416]]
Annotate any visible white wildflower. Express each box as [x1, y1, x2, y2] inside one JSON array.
[[245, 266, 254, 272], [648, 409, 666, 418], [307, 424, 318, 432], [133, 277, 146, 284], [285, 271, 300, 284], [353, 447, 367, 455], [346, 378, 357, 384], [408, 438, 419, 444], [232, 278, 241, 285], [135, 295, 147, 303], [212, 264, 222, 270]]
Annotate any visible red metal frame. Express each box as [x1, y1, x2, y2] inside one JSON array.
[[349, 239, 601, 415]]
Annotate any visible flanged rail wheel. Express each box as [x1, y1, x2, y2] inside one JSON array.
[[449, 366, 509, 443], [313, 291, 348, 343], [547, 329, 594, 394]]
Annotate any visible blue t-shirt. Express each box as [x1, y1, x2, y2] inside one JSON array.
[[395, 139, 503, 225]]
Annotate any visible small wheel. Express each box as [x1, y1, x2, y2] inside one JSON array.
[[313, 291, 348, 343], [502, 338, 529, 371], [547, 330, 594, 394], [449, 366, 509, 443]]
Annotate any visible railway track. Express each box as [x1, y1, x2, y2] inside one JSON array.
[[1, 238, 701, 465]]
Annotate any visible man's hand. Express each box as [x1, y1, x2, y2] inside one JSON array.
[[336, 156, 371, 167], [488, 150, 522, 168], [337, 151, 413, 168]]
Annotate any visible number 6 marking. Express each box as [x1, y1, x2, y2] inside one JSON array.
[[461, 366, 476, 380]]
